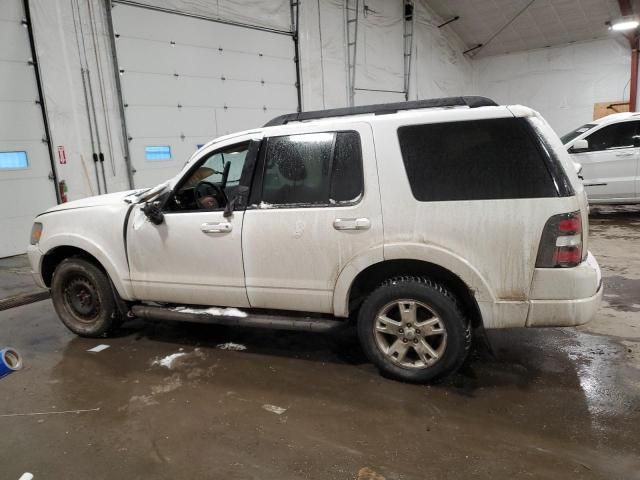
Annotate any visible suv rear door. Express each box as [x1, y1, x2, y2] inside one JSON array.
[[571, 120, 640, 201], [241, 123, 383, 313]]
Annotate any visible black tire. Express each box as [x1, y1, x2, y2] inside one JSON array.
[[51, 257, 120, 337], [357, 276, 471, 383]]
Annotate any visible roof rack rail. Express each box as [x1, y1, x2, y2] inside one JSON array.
[[263, 96, 498, 127]]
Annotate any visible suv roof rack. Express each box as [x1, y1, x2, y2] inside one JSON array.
[[263, 96, 498, 127]]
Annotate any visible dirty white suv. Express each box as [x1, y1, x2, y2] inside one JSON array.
[[28, 96, 603, 383]]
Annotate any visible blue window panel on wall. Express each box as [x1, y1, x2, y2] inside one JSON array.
[[145, 146, 171, 161], [0, 151, 29, 170]]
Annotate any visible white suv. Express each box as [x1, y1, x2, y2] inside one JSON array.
[[28, 97, 602, 383], [563, 112, 640, 204]]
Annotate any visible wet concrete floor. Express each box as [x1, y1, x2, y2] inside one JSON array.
[[1, 207, 639, 479]]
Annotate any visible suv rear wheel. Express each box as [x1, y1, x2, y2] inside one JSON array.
[[51, 257, 120, 337], [357, 277, 470, 383]]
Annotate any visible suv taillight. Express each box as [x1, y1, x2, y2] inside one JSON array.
[[536, 211, 583, 268]]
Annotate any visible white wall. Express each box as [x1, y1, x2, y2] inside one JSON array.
[[472, 37, 631, 136], [298, 0, 474, 109]]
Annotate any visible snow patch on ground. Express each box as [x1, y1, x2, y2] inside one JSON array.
[[217, 342, 247, 351], [171, 306, 248, 317], [262, 404, 287, 415], [152, 352, 187, 369]]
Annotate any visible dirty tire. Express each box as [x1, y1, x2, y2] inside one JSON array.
[[357, 277, 471, 383], [51, 257, 120, 337]]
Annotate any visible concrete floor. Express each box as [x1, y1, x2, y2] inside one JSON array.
[[0, 254, 46, 301], [1, 207, 639, 479]]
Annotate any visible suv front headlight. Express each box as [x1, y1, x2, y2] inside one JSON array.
[[30, 222, 43, 245]]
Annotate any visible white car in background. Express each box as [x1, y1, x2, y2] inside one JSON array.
[[562, 112, 640, 204]]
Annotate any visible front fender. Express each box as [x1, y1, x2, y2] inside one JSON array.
[[40, 233, 135, 300], [37, 205, 135, 300]]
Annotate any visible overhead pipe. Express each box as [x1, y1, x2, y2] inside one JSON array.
[[618, 0, 638, 111], [631, 45, 638, 112]]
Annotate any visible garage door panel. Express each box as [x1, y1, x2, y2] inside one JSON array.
[[129, 139, 184, 187], [121, 73, 181, 106], [113, 2, 297, 187], [0, 140, 51, 177], [214, 108, 272, 135], [116, 37, 180, 74], [126, 106, 182, 138], [0, 0, 22, 21], [217, 82, 296, 110], [178, 108, 216, 137], [174, 76, 294, 110], [0, 23, 31, 60], [1, 62, 39, 102], [0, 0, 57, 257], [114, 6, 292, 59], [0, 103, 46, 141]]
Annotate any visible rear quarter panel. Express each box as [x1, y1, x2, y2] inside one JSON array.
[[372, 106, 581, 328]]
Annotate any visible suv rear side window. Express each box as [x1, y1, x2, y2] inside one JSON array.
[[397, 118, 561, 202], [584, 121, 640, 151], [258, 131, 363, 206]]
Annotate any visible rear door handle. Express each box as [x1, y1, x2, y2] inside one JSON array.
[[615, 152, 634, 157], [201, 222, 232, 234], [333, 218, 371, 231]]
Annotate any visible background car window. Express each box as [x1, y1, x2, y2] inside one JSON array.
[[260, 131, 363, 206], [560, 123, 596, 144], [397, 118, 559, 202], [584, 122, 639, 151]]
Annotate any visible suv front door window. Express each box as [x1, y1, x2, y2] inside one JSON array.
[[169, 143, 250, 212]]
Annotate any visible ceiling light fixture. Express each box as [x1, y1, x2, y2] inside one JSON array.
[[607, 18, 639, 31]]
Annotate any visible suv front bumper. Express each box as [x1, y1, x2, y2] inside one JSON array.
[[526, 252, 603, 327], [27, 244, 46, 289]]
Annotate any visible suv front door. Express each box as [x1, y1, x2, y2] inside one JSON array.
[[571, 121, 640, 201], [241, 124, 383, 314], [126, 138, 259, 306]]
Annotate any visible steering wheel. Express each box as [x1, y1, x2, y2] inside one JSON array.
[[194, 181, 227, 210]]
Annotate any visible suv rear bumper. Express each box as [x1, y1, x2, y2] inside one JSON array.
[[525, 251, 603, 327], [526, 283, 603, 327]]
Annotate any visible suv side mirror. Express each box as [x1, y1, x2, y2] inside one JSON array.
[[633, 135, 640, 148], [142, 202, 164, 225], [570, 138, 589, 152]]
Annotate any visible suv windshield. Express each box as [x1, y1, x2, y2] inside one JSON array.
[[560, 123, 596, 144]]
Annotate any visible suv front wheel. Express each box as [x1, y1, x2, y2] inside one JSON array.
[[357, 277, 470, 383], [51, 257, 121, 337]]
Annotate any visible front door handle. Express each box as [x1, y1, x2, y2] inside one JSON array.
[[615, 152, 634, 157], [201, 222, 232, 234], [333, 218, 371, 231]]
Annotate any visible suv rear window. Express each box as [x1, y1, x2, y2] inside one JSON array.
[[397, 117, 563, 202]]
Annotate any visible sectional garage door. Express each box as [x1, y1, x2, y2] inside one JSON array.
[[0, 0, 58, 258], [111, 2, 299, 188]]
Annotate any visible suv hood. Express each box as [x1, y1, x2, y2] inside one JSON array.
[[42, 190, 141, 214]]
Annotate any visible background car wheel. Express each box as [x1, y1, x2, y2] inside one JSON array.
[[51, 257, 120, 337], [357, 276, 471, 383]]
